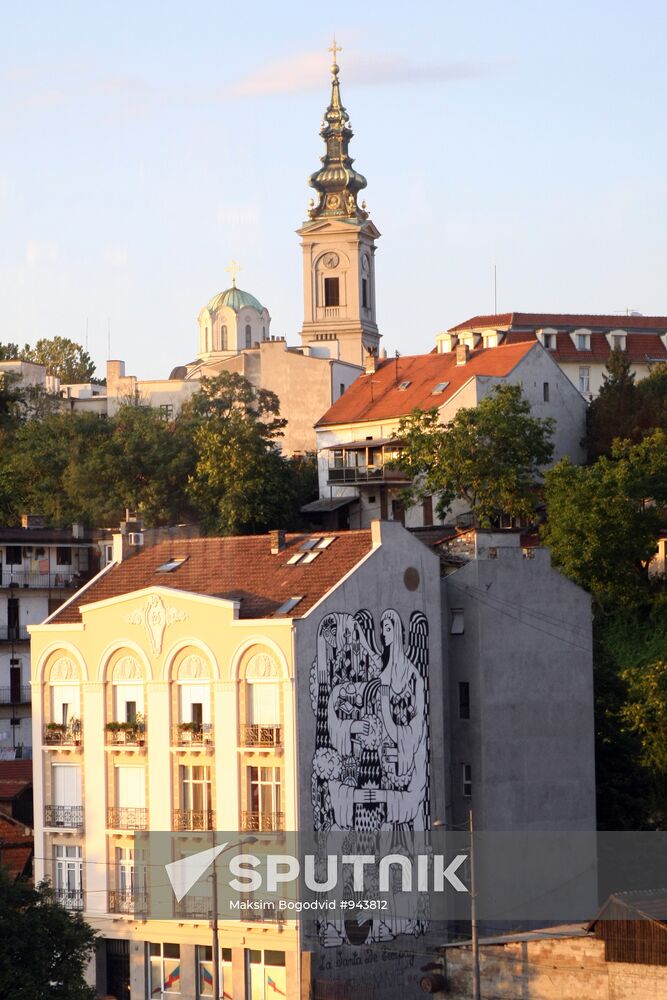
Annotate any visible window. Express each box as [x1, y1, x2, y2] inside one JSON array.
[[579, 367, 590, 394], [247, 949, 286, 1000], [275, 596, 303, 615], [149, 943, 181, 997], [362, 277, 369, 308], [116, 846, 134, 895], [179, 682, 210, 725], [54, 844, 83, 909], [56, 547, 72, 566], [113, 681, 144, 722], [245, 324, 252, 349], [156, 556, 188, 573], [197, 945, 232, 998], [52, 682, 80, 726], [458, 682, 470, 720], [611, 334, 625, 350], [398, 380, 412, 391], [339, 383, 345, 397], [576, 332, 591, 350], [180, 765, 212, 817], [248, 682, 279, 725], [5, 546, 21, 565], [543, 382, 549, 402], [159, 404, 174, 421], [542, 333, 554, 350], [462, 763, 472, 798], [115, 765, 146, 811], [221, 324, 228, 350], [248, 766, 282, 829], [432, 381, 450, 394], [450, 609, 465, 635], [324, 277, 339, 307]]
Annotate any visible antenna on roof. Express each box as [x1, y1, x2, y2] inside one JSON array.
[[395, 349, 400, 383], [494, 264, 498, 314]]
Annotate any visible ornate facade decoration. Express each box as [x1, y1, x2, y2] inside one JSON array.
[[177, 654, 210, 681], [244, 651, 280, 681], [50, 656, 78, 682], [112, 655, 141, 682], [127, 595, 187, 655]]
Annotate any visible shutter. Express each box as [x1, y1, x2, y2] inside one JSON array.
[[53, 765, 81, 806], [114, 683, 144, 720], [249, 683, 279, 724], [116, 767, 146, 808], [180, 684, 210, 723]]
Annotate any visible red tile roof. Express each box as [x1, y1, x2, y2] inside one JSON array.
[[316, 342, 536, 427], [0, 761, 32, 802], [48, 532, 373, 624], [0, 812, 33, 880], [447, 313, 667, 365]]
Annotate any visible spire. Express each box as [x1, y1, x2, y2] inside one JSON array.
[[307, 38, 368, 222]]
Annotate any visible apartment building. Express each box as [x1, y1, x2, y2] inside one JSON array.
[[29, 521, 445, 999], [0, 518, 97, 759]]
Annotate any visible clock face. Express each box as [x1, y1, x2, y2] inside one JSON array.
[[327, 194, 340, 209], [323, 252, 339, 269]]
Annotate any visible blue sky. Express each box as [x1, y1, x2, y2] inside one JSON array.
[[1, 1, 666, 378]]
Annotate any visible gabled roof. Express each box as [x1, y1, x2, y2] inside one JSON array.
[[448, 312, 667, 365], [0, 760, 32, 801], [47, 532, 373, 624], [316, 342, 537, 427]]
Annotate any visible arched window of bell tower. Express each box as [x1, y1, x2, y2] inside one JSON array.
[[245, 324, 252, 349]]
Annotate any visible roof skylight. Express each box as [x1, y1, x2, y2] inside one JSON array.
[[155, 556, 188, 573], [315, 536, 335, 549], [398, 380, 412, 390], [301, 551, 321, 564], [432, 381, 450, 394], [275, 596, 303, 615], [287, 553, 305, 565]]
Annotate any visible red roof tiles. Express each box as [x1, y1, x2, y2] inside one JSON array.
[[316, 342, 536, 427], [48, 532, 373, 624], [449, 311, 667, 333]]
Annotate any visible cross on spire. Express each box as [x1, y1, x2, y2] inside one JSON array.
[[225, 259, 242, 288], [329, 35, 342, 68]]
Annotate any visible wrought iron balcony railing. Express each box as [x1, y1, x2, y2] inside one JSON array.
[[45, 804, 84, 828], [0, 571, 90, 590], [0, 685, 31, 704], [108, 889, 149, 915], [43, 722, 82, 746], [107, 807, 148, 830], [172, 809, 214, 831], [327, 465, 410, 485], [0, 626, 30, 642], [105, 722, 146, 746], [54, 887, 83, 910], [240, 810, 285, 832], [174, 895, 214, 919], [171, 723, 213, 746], [239, 724, 282, 748]]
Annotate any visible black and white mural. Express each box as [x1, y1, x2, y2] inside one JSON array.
[[310, 608, 431, 945]]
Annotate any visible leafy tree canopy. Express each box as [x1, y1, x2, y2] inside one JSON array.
[[0, 870, 96, 1000], [395, 384, 555, 526], [21, 337, 96, 384], [588, 352, 667, 459]]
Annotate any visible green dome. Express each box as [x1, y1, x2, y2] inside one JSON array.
[[206, 285, 265, 314]]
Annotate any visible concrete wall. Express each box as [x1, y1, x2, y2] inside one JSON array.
[[443, 933, 667, 1000]]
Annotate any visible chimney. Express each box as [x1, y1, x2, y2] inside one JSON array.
[[364, 348, 378, 375], [456, 344, 470, 366], [270, 529, 286, 554]]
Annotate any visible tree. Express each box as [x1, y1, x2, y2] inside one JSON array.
[[395, 384, 555, 526], [0, 869, 96, 999], [21, 337, 96, 383], [542, 430, 667, 603], [587, 348, 638, 459], [0, 342, 25, 360], [184, 372, 297, 534]]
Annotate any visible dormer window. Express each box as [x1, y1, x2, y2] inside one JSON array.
[[537, 328, 557, 350], [483, 333, 500, 349], [608, 330, 627, 351], [573, 328, 592, 351]]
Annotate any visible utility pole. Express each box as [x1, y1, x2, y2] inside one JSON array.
[[469, 809, 481, 1000], [211, 854, 220, 1000]]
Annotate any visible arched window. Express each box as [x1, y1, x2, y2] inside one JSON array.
[[205, 327, 209, 351], [262, 326, 266, 340], [245, 324, 252, 349], [221, 325, 228, 350]]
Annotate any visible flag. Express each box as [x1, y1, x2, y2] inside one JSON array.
[[164, 965, 181, 990], [267, 975, 286, 996], [201, 965, 213, 987]]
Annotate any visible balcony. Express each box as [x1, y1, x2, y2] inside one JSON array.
[[0, 686, 31, 705], [174, 895, 213, 919], [54, 888, 83, 911], [327, 464, 410, 485], [43, 721, 82, 746], [107, 807, 148, 830], [172, 723, 213, 748], [45, 804, 84, 828], [0, 571, 90, 591], [173, 809, 214, 831], [0, 626, 30, 643], [239, 724, 282, 748], [108, 890, 149, 915], [240, 811, 285, 833], [105, 720, 146, 747]]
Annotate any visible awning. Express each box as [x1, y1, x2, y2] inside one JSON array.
[[324, 437, 400, 451], [300, 497, 357, 514]]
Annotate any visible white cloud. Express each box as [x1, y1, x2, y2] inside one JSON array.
[[226, 49, 498, 99], [25, 240, 58, 267]]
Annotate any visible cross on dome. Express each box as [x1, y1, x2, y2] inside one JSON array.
[[225, 259, 242, 288]]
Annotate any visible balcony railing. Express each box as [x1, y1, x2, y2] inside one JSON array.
[[327, 465, 410, 485], [173, 809, 214, 831], [0, 571, 90, 591], [246, 903, 286, 924], [240, 811, 285, 832], [43, 722, 82, 746], [0, 686, 31, 705], [54, 887, 83, 911], [171, 723, 213, 747], [239, 724, 282, 748], [105, 722, 146, 746], [174, 895, 213, 919], [0, 626, 30, 643], [107, 807, 148, 830], [108, 890, 149, 915], [45, 804, 84, 828]]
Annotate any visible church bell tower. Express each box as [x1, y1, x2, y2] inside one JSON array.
[[298, 40, 381, 366]]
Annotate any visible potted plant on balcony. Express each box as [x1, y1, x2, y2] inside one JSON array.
[[45, 721, 66, 742], [178, 720, 200, 743], [69, 717, 82, 745]]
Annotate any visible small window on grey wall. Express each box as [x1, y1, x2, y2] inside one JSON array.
[[339, 383, 345, 397], [462, 763, 472, 797], [543, 382, 550, 402], [458, 682, 470, 719], [450, 609, 465, 635]]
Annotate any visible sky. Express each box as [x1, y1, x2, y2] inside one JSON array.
[[1, 0, 666, 379]]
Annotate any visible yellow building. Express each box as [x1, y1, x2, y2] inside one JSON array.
[[30, 521, 444, 999]]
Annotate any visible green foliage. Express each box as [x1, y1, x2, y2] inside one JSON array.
[[0, 342, 26, 360], [395, 384, 554, 526], [21, 337, 96, 383], [588, 352, 667, 459], [542, 431, 667, 602], [0, 869, 96, 999]]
